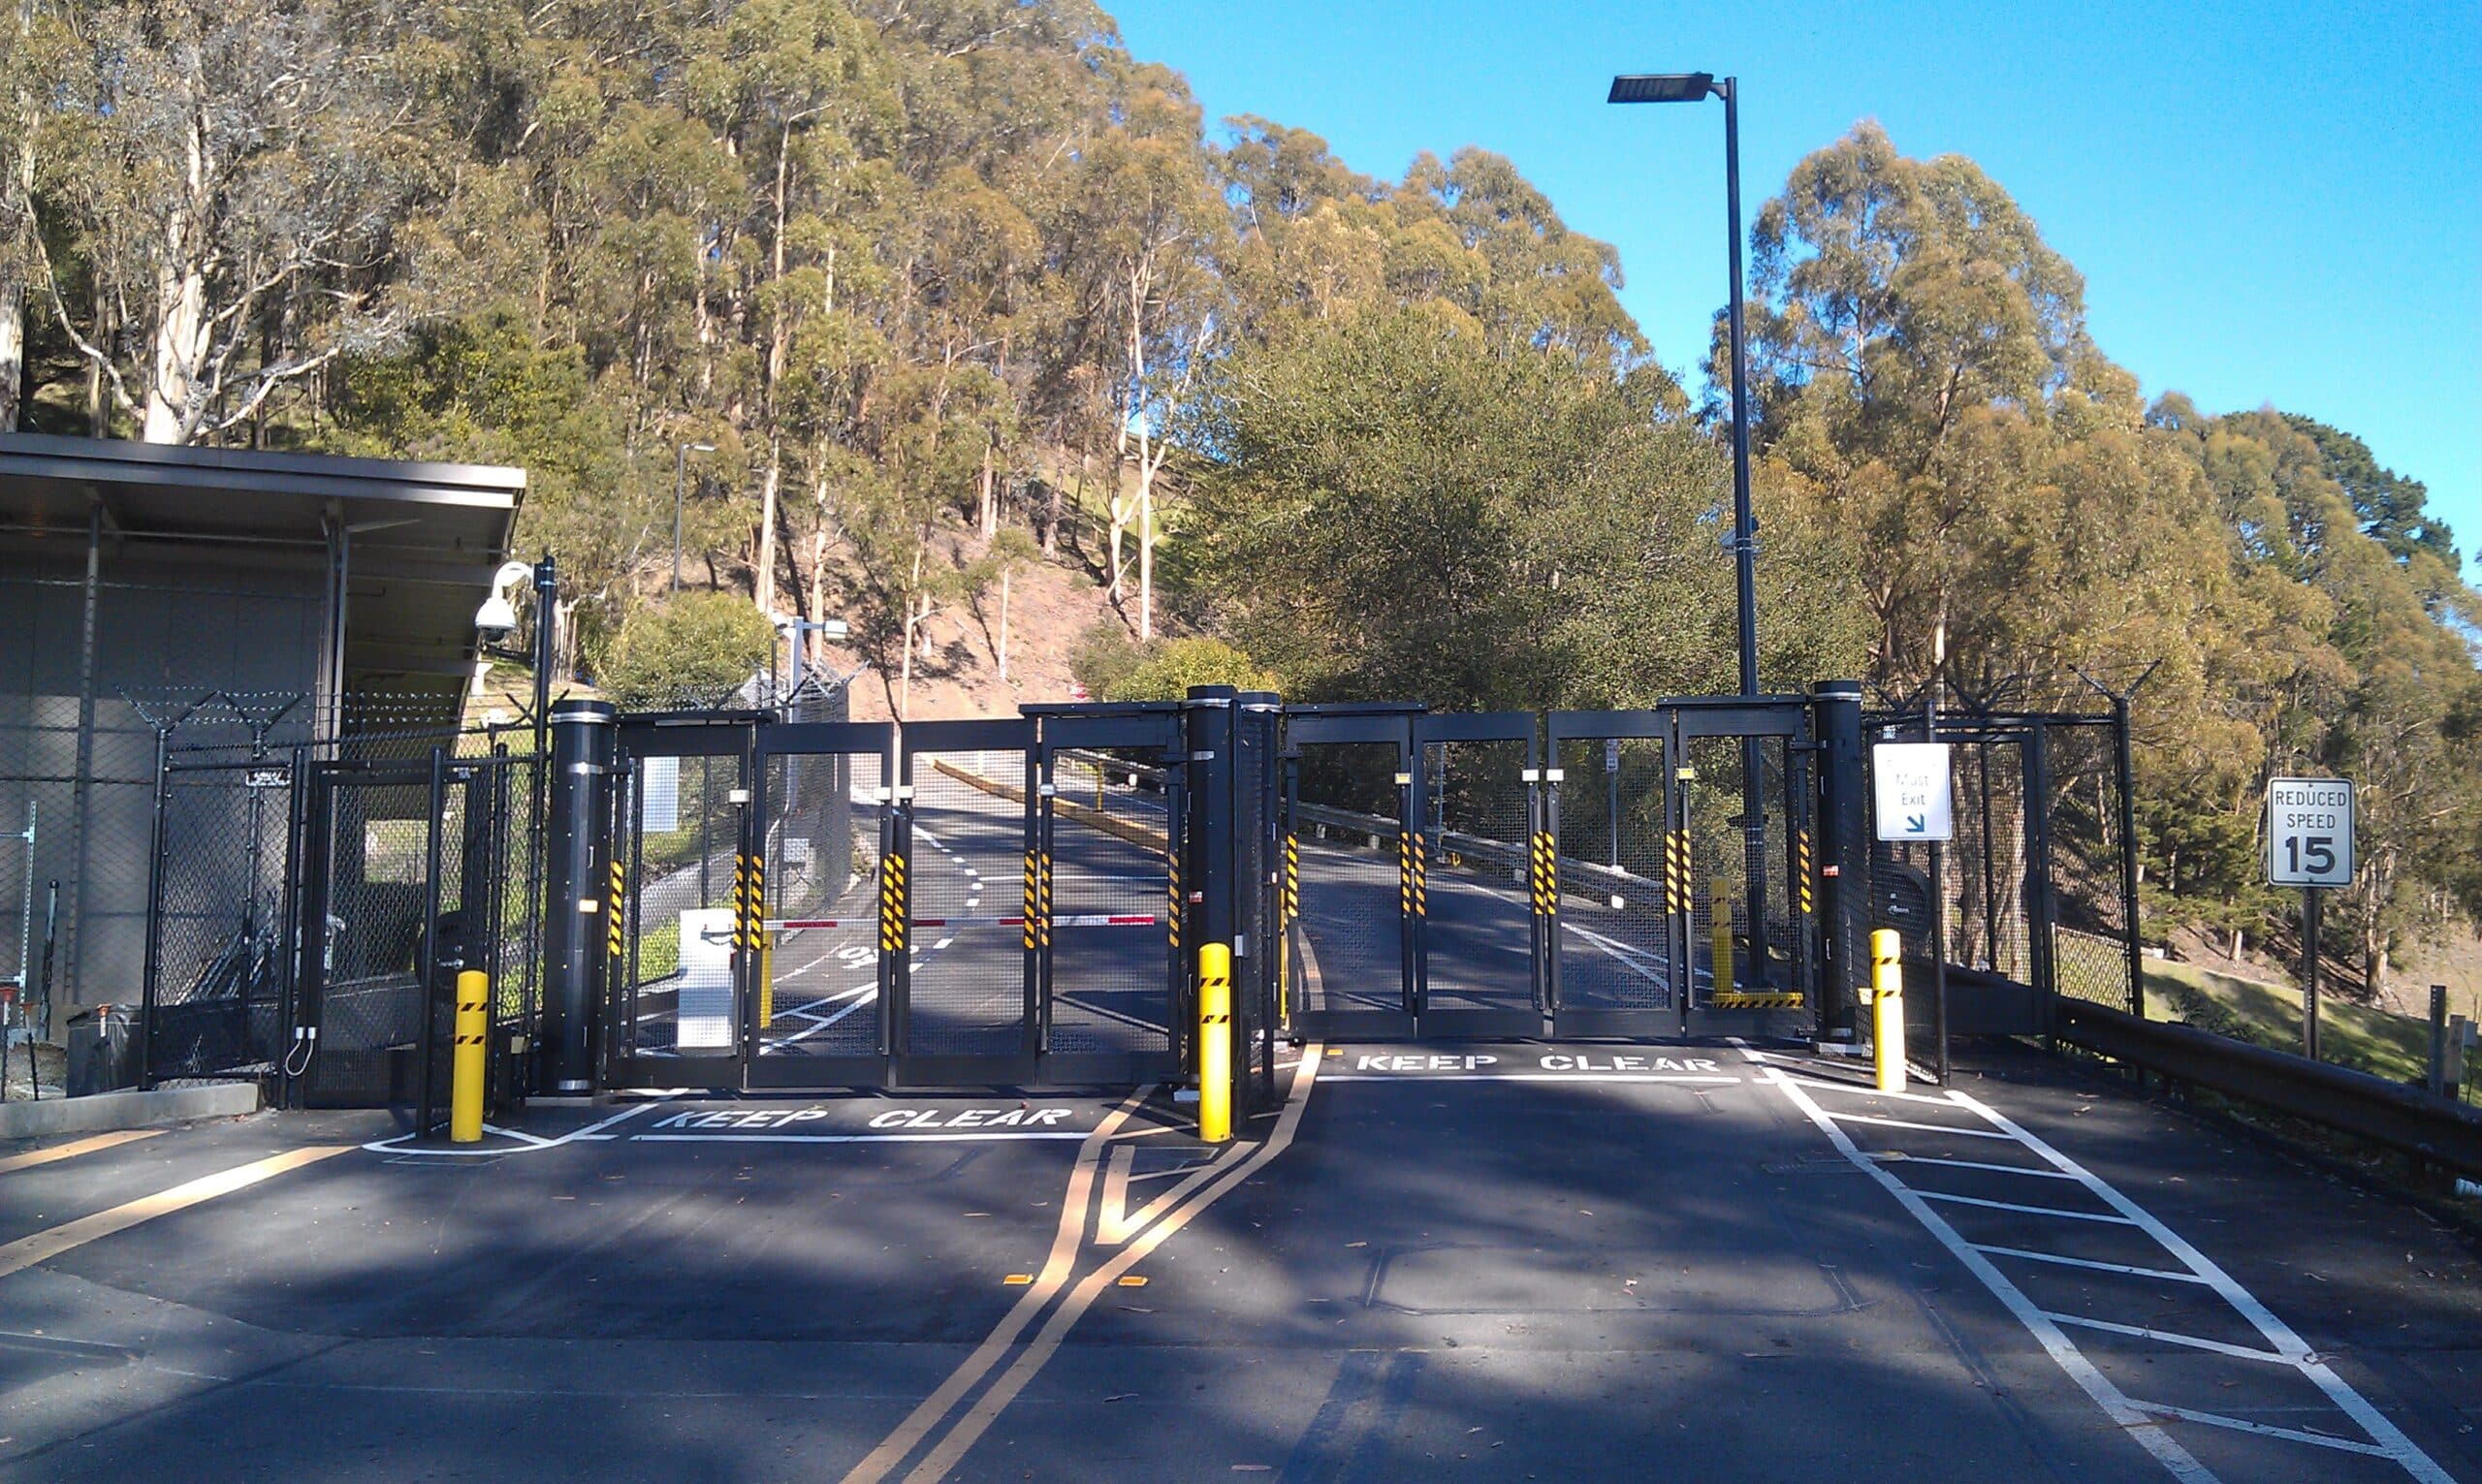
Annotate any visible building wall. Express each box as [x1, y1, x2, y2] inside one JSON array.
[[0, 536, 324, 1023]]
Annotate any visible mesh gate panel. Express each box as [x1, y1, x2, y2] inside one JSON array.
[[1682, 736, 1794, 1002], [1290, 742, 1406, 1020], [1552, 735, 1673, 1012], [905, 750, 1030, 1059], [758, 749, 884, 1060], [303, 774, 427, 1102], [2045, 723, 2132, 1010], [1044, 752, 1173, 1058], [621, 751, 746, 1059], [1418, 739, 1534, 1018], [146, 759, 294, 1082]]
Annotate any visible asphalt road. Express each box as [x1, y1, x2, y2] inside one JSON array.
[[5, 1038, 2474, 1482]]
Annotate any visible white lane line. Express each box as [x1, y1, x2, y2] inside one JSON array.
[[361, 1099, 667, 1157], [1779, 1074, 1969, 1108], [1946, 1086, 2454, 1481], [1052, 993, 1170, 1037], [1973, 1245, 2212, 1283], [1763, 1068, 2216, 1482], [1558, 919, 1671, 986], [631, 1131, 1089, 1146], [1319, 1073, 1741, 1085], [2041, 1313, 2297, 1365], [935, 936, 954, 950], [1824, 1112, 2015, 1139], [1915, 1190, 2138, 1223], [2125, 1402, 2397, 1457], [1872, 1153, 2082, 1180]]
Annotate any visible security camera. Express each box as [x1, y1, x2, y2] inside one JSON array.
[[474, 559, 534, 642]]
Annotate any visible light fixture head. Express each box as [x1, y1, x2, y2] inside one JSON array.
[[474, 559, 535, 641], [1607, 73, 1717, 105]]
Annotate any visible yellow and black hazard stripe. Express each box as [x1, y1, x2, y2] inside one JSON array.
[[1665, 828, 1690, 913], [1023, 848, 1038, 951], [1037, 850, 1053, 950], [1283, 834, 1300, 926], [1166, 851, 1183, 952], [745, 853, 765, 950], [1795, 828, 1814, 916], [879, 852, 907, 953], [1712, 991, 1806, 1010], [731, 854, 748, 953], [606, 859, 624, 957], [1398, 831, 1415, 916], [1530, 830, 1559, 917]]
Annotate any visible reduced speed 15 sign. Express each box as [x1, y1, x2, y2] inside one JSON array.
[[2267, 776, 2354, 887]]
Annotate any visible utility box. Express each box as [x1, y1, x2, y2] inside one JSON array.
[[66, 1004, 138, 1095]]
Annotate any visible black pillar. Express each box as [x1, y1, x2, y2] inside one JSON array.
[[1810, 681, 1868, 1041], [541, 699, 616, 1093], [1182, 685, 1237, 1094]]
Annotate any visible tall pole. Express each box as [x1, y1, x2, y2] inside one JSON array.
[[1723, 77, 1757, 698], [1723, 78, 1771, 986], [671, 443, 689, 596], [532, 554, 557, 762]]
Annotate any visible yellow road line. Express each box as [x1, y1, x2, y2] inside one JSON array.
[[0, 1129, 161, 1175], [0, 1145, 352, 1281], [839, 1088, 1152, 1484], [902, 1048, 1325, 1482]]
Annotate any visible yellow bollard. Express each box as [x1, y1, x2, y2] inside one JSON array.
[[1709, 879, 1734, 995], [1198, 943, 1232, 1143], [1870, 929, 1906, 1093], [451, 969, 490, 1143], [759, 930, 775, 1028]]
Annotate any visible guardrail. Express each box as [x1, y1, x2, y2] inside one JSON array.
[[2054, 995, 2482, 1180]]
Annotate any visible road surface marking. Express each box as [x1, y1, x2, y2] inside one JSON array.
[[838, 1086, 1153, 1484], [0, 1145, 351, 1279], [1913, 1190, 2137, 1223], [1823, 1112, 2014, 1139], [0, 1129, 160, 1174], [1971, 1245, 2210, 1283], [1767, 1067, 2455, 1482], [363, 1099, 663, 1157], [1871, 1152, 2080, 1179], [897, 1048, 1324, 1483]]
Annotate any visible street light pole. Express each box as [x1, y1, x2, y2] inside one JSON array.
[[1610, 71, 1771, 992], [1721, 77, 1758, 699], [672, 441, 715, 595]]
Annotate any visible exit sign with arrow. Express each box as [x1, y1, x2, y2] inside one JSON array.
[[1873, 742, 1954, 842]]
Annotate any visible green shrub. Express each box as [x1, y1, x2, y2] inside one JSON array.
[[1108, 637, 1277, 701], [599, 591, 775, 710], [1068, 619, 1144, 698]]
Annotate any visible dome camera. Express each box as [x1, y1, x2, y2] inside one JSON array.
[[474, 560, 534, 643]]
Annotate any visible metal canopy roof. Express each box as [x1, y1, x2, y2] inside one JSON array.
[[0, 432, 525, 694]]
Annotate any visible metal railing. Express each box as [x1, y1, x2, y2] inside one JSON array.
[[2054, 995, 2482, 1180]]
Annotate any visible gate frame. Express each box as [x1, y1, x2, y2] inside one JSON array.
[[1541, 708, 1682, 1039], [745, 718, 898, 1090], [1411, 710, 1545, 1039], [1282, 705, 1420, 1040], [602, 713, 761, 1092]]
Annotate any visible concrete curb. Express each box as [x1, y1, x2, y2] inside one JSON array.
[[0, 1082, 261, 1140]]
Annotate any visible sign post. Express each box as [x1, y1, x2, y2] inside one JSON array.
[[1875, 740, 1955, 1083], [2266, 776, 2354, 1061]]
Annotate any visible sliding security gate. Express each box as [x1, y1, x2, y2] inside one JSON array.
[[604, 710, 1182, 1089], [1288, 702, 1821, 1042]]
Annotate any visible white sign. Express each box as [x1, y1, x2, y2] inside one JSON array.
[[1604, 738, 1622, 774], [641, 754, 680, 833], [675, 907, 736, 1048], [1873, 742, 1954, 841], [2267, 776, 2354, 887]]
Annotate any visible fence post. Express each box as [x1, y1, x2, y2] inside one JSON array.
[[2430, 986, 2450, 1098], [2112, 693, 2145, 1022], [416, 746, 450, 1137], [136, 724, 172, 1089], [540, 700, 617, 1096], [1809, 681, 1867, 1043]]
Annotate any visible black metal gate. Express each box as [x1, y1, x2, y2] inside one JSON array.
[[295, 750, 534, 1117], [604, 708, 1185, 1090], [1287, 700, 1821, 1042]]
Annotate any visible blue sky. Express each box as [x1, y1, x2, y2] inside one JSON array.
[[1109, 0, 2481, 574]]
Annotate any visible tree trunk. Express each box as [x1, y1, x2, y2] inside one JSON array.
[[997, 568, 1011, 683], [978, 445, 997, 539]]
